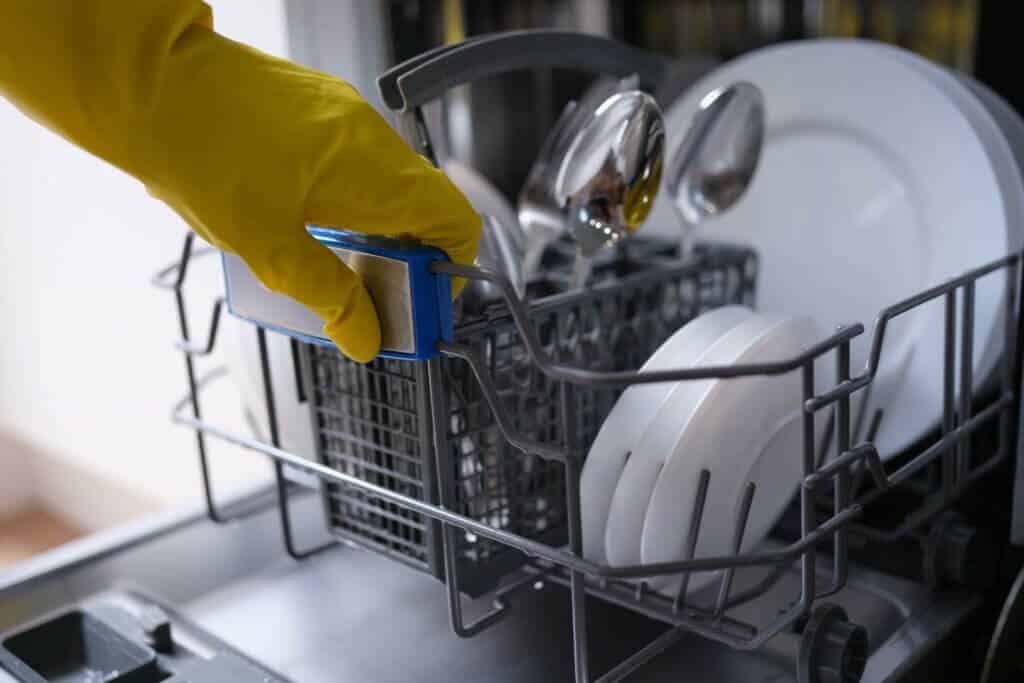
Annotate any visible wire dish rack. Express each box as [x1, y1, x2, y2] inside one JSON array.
[[155, 30, 1024, 683]]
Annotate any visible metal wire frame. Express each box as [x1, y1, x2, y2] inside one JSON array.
[[154, 233, 335, 561], [159, 223, 1023, 681]]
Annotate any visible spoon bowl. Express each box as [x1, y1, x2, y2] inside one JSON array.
[[518, 75, 641, 279], [665, 82, 765, 255], [554, 90, 665, 285]]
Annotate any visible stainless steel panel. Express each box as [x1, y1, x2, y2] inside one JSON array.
[[332, 248, 415, 354], [223, 249, 415, 354], [0, 490, 979, 682]]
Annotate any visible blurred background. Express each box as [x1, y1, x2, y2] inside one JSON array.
[[0, 0, 1010, 564]]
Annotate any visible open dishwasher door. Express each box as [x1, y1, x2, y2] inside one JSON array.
[[0, 484, 983, 683]]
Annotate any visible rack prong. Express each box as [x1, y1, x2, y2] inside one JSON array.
[[673, 468, 711, 613], [713, 481, 756, 620], [833, 339, 851, 591], [958, 282, 975, 484], [942, 290, 957, 499], [174, 298, 224, 357]]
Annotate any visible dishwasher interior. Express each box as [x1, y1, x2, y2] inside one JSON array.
[[4, 28, 1024, 683]]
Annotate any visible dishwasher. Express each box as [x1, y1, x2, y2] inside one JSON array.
[[3, 31, 1024, 683]]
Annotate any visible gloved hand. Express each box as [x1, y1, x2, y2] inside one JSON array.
[[0, 1, 480, 362]]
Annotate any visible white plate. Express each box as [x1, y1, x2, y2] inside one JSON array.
[[879, 46, 1023, 419], [604, 312, 780, 569], [962, 77, 1024, 186], [579, 305, 753, 562], [637, 314, 825, 595], [646, 40, 1010, 459]]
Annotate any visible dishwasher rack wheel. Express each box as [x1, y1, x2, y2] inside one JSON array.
[[923, 512, 998, 590], [797, 604, 869, 683]]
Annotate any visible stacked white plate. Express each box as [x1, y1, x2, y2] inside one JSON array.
[[580, 305, 755, 563], [582, 308, 828, 596], [582, 40, 1024, 597], [644, 39, 1020, 460]]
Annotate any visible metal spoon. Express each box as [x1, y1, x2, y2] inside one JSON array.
[[442, 159, 527, 312], [518, 100, 578, 278], [664, 81, 765, 259], [479, 214, 526, 297], [518, 75, 640, 280], [554, 90, 665, 288], [456, 213, 529, 315]]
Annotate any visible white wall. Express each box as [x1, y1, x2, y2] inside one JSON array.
[[0, 0, 289, 527], [0, 433, 31, 519]]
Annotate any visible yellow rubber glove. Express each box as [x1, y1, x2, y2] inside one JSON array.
[[0, 1, 481, 362]]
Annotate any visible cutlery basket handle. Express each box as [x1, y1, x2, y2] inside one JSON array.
[[376, 29, 667, 112], [223, 228, 454, 362]]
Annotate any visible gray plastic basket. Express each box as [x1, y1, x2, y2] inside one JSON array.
[[303, 242, 757, 595]]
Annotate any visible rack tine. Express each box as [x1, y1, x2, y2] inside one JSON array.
[[863, 408, 883, 455], [258, 328, 335, 560], [151, 234, 218, 290], [800, 359, 818, 607], [813, 409, 836, 470], [713, 482, 756, 620], [722, 559, 792, 610], [850, 409, 886, 496], [426, 358, 510, 638], [851, 381, 874, 445], [1001, 258, 1018, 462], [673, 469, 711, 613], [174, 298, 224, 356], [958, 282, 975, 483], [166, 231, 235, 525], [1004, 257, 1023, 543], [802, 362, 816, 474], [941, 291, 957, 499], [861, 444, 889, 492], [833, 340, 852, 591], [152, 231, 195, 290], [866, 410, 884, 444]]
